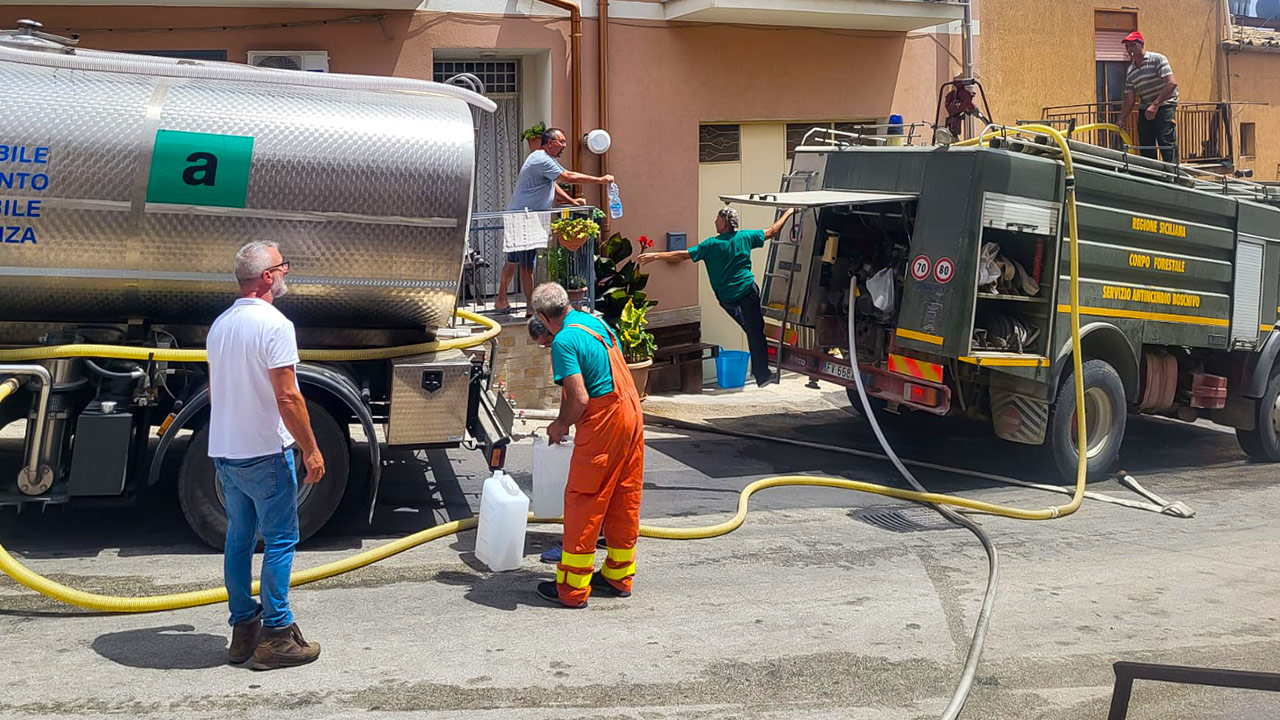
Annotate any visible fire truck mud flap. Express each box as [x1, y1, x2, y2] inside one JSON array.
[[989, 373, 1049, 445]]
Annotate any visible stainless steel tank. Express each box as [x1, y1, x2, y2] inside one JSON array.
[[0, 24, 488, 332]]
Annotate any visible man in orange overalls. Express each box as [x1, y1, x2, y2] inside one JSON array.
[[530, 282, 644, 608]]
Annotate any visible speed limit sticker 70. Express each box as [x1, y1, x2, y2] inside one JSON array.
[[933, 257, 955, 284], [910, 255, 931, 281]]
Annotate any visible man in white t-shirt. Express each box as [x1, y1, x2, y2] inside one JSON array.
[[207, 240, 325, 671]]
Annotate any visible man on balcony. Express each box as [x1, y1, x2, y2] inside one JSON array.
[[1119, 31, 1179, 164], [498, 127, 614, 317]]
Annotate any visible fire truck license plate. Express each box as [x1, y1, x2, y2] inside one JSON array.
[[822, 361, 855, 380]]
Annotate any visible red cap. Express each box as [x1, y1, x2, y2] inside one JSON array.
[[1122, 30, 1145, 44]]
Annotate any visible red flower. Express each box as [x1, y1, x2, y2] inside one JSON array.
[[637, 235, 654, 250]]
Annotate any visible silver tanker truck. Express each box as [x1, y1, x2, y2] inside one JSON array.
[[0, 22, 514, 546]]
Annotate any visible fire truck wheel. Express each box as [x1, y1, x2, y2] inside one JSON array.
[[178, 399, 350, 550], [1235, 371, 1280, 463], [1047, 359, 1127, 483]]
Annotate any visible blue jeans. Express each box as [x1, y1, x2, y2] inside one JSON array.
[[720, 284, 772, 386], [215, 451, 299, 629]]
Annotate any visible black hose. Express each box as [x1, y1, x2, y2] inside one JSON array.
[[83, 358, 143, 381]]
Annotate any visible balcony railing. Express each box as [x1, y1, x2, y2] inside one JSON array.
[[1040, 102, 1233, 165]]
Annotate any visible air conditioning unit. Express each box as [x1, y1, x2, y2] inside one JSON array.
[[246, 51, 329, 72]]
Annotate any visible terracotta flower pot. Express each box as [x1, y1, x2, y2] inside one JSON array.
[[567, 287, 587, 304], [526, 137, 542, 152], [553, 227, 593, 252], [626, 359, 652, 401]]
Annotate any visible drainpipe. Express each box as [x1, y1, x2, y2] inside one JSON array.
[[541, 0, 583, 173], [962, 0, 975, 136], [598, 0, 611, 234]]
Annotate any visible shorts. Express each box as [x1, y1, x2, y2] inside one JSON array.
[[505, 250, 538, 269]]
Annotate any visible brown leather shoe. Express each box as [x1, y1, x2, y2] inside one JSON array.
[[228, 613, 262, 665], [251, 623, 321, 671]]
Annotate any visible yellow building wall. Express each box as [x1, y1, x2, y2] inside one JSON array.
[[1228, 51, 1280, 181], [978, 0, 1228, 128]]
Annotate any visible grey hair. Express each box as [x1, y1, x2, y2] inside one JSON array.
[[717, 206, 740, 230], [527, 315, 550, 341], [234, 241, 279, 283], [541, 127, 566, 146], [530, 282, 569, 320]]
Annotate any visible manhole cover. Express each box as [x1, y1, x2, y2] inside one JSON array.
[[849, 505, 959, 533]]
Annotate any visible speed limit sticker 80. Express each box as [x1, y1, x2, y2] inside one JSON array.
[[933, 257, 955, 284]]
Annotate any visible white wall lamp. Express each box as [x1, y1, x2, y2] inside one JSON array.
[[583, 128, 612, 154]]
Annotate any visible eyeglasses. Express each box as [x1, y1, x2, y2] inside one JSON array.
[[264, 260, 290, 274]]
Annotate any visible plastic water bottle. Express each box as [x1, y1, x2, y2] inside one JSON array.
[[474, 470, 529, 572], [607, 182, 624, 219], [532, 436, 573, 518]]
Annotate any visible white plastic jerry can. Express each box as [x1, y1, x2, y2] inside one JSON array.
[[532, 436, 573, 518], [474, 471, 530, 572]]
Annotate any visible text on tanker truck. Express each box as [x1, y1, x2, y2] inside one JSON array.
[[0, 142, 51, 244]]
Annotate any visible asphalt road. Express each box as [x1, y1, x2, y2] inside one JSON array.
[[0, 386, 1277, 719]]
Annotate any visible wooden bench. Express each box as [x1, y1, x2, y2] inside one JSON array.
[[650, 322, 718, 394]]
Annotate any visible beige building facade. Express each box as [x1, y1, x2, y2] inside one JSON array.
[[0, 0, 970, 380]]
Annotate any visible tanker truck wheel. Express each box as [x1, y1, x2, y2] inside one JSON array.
[[1046, 359, 1126, 483], [1235, 371, 1280, 463], [178, 400, 350, 550]]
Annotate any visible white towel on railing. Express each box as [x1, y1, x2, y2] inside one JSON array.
[[502, 211, 551, 253]]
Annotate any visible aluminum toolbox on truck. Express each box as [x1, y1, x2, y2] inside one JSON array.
[[727, 137, 1280, 482]]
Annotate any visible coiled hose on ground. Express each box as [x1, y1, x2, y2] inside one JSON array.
[[0, 128, 1091, 720]]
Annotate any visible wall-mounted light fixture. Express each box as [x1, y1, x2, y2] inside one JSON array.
[[583, 128, 612, 154]]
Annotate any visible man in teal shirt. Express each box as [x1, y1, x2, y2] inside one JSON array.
[[639, 206, 795, 387], [527, 303, 612, 566]]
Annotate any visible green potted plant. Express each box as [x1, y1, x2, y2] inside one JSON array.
[[550, 214, 600, 252], [521, 122, 546, 152], [545, 246, 587, 303], [566, 274, 588, 304], [616, 297, 656, 398], [594, 231, 656, 327], [544, 246, 571, 285]]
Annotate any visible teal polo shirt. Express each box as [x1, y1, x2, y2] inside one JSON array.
[[688, 229, 766, 303], [551, 309, 616, 398]]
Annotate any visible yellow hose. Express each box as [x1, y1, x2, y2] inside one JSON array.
[[0, 378, 19, 404], [0, 129, 1088, 612], [1068, 122, 1134, 149], [955, 122, 1134, 154], [0, 308, 502, 363], [0, 472, 1076, 613]]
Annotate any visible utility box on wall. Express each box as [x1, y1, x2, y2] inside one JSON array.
[[666, 232, 687, 251]]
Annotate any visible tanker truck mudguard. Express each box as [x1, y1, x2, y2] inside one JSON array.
[[727, 128, 1280, 482], [0, 23, 513, 548]]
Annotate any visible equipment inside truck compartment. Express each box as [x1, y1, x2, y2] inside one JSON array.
[[791, 200, 1058, 363], [970, 224, 1054, 356], [803, 202, 915, 365]]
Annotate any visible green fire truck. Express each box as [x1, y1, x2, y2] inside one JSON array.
[[724, 129, 1280, 481]]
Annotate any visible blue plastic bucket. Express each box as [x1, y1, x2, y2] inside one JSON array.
[[715, 349, 751, 389]]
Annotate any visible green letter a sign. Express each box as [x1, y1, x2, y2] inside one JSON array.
[[146, 130, 255, 208]]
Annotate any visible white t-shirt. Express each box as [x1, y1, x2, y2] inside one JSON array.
[[206, 297, 300, 459]]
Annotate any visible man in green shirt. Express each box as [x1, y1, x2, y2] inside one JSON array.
[[639, 206, 795, 387]]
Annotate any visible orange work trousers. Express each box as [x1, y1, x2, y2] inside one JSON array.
[[556, 324, 645, 607]]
